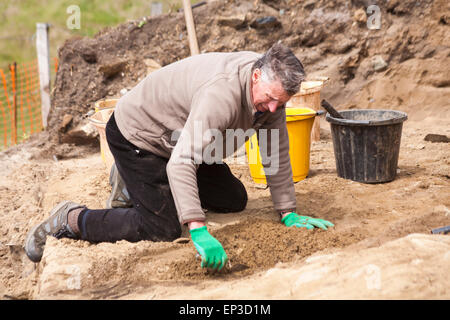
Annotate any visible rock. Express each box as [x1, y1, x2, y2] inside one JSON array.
[[424, 134, 450, 143], [143, 58, 161, 75], [250, 16, 281, 29], [339, 50, 361, 82], [371, 55, 388, 72], [417, 181, 430, 189], [353, 8, 367, 24], [358, 57, 375, 78], [417, 46, 435, 59], [98, 59, 127, 78], [439, 14, 449, 25], [254, 183, 268, 189], [59, 114, 73, 133], [217, 14, 247, 29], [61, 119, 99, 145], [300, 26, 326, 47]]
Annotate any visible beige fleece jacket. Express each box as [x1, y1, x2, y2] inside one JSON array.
[[114, 51, 296, 225]]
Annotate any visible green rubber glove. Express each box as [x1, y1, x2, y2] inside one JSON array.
[[190, 226, 228, 271], [282, 212, 334, 230]]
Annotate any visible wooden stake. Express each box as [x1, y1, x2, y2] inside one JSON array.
[[36, 23, 51, 129], [182, 0, 200, 55]]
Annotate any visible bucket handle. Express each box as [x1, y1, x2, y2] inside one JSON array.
[[325, 115, 371, 125], [334, 118, 371, 125]]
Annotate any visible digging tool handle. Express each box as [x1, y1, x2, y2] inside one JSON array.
[[182, 0, 200, 55], [431, 225, 450, 234], [321, 99, 344, 119]]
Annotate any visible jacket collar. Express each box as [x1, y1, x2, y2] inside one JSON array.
[[239, 60, 258, 118]]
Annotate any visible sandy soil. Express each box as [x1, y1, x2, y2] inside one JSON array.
[[0, 114, 448, 299], [0, 0, 449, 300]]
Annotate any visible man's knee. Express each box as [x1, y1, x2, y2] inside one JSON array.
[[219, 183, 248, 213], [231, 183, 248, 211], [139, 215, 182, 242]]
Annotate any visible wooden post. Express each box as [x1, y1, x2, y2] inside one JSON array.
[[36, 23, 51, 129], [151, 2, 162, 17], [182, 0, 200, 55]]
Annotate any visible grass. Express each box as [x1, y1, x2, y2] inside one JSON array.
[[0, 0, 201, 150], [0, 0, 200, 70]]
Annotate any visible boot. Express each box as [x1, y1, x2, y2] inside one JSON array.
[[25, 201, 84, 262], [105, 163, 132, 209]]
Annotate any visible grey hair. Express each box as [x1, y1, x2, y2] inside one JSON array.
[[252, 42, 306, 95]]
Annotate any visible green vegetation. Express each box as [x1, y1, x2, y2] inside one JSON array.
[[0, 0, 199, 70], [0, 0, 200, 150]]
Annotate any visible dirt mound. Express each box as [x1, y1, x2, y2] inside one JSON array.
[[42, 0, 449, 159], [166, 218, 364, 280]]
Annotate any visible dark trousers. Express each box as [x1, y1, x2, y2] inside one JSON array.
[[77, 113, 248, 243]]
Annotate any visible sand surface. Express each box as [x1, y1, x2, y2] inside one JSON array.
[[0, 115, 448, 299]]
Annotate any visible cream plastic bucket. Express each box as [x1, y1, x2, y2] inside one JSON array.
[[287, 80, 326, 142], [89, 99, 118, 174]]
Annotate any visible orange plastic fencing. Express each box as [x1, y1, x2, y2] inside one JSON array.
[[0, 58, 58, 149]]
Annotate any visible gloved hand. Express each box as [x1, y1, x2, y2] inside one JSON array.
[[190, 226, 228, 271], [282, 212, 334, 230]]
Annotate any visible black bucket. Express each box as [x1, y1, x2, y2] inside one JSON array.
[[326, 109, 408, 183]]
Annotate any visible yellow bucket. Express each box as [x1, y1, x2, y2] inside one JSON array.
[[89, 99, 118, 174], [245, 107, 318, 184]]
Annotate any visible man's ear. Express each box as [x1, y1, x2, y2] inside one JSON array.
[[252, 68, 261, 84]]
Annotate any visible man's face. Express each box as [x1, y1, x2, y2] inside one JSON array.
[[251, 68, 291, 113]]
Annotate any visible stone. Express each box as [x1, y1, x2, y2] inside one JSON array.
[[424, 134, 450, 143], [439, 14, 449, 25], [98, 59, 127, 78], [143, 58, 161, 75], [61, 119, 99, 145], [371, 55, 388, 72], [59, 114, 73, 133], [250, 16, 281, 29], [217, 14, 247, 29], [353, 8, 367, 24]]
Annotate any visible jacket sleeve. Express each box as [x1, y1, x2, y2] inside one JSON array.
[[257, 107, 297, 213], [166, 87, 235, 225]]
